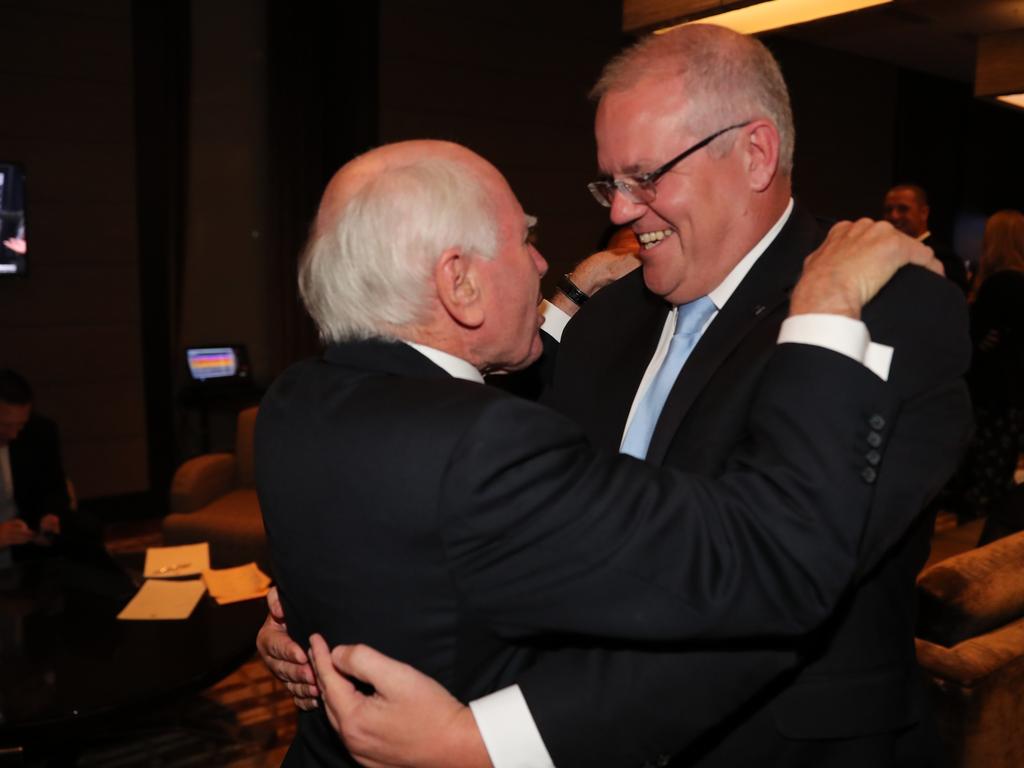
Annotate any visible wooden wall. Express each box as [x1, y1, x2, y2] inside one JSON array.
[[0, 0, 148, 499], [377, 0, 628, 288]]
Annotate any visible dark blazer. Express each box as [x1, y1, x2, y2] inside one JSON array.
[[922, 234, 968, 295], [525, 205, 972, 766], [256, 336, 892, 767], [9, 413, 71, 531]]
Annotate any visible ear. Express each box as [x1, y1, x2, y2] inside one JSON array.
[[435, 248, 485, 328], [742, 120, 780, 192]]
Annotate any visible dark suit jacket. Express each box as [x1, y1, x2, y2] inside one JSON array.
[[256, 336, 891, 767], [9, 413, 71, 531], [523, 205, 972, 766], [922, 234, 968, 295]]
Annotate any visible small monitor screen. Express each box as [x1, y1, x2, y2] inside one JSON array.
[[187, 347, 241, 381], [0, 162, 28, 277]]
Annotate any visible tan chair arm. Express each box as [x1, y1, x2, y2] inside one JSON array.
[[917, 616, 1024, 687], [170, 453, 238, 514]]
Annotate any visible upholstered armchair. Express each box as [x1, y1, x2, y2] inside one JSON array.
[[915, 530, 1024, 767], [163, 406, 268, 569]]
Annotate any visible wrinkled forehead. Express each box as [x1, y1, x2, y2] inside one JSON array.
[[596, 85, 692, 173]]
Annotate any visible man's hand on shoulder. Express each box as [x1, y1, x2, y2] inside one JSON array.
[[791, 219, 942, 318], [309, 635, 491, 768]]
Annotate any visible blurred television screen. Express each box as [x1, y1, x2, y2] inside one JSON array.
[[0, 162, 28, 276]]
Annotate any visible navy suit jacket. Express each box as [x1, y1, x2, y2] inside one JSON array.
[[521, 205, 972, 766]]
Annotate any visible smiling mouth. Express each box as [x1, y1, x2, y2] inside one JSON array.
[[637, 228, 674, 250]]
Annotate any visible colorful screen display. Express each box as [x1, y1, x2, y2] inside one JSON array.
[[0, 163, 28, 276], [186, 347, 240, 381]]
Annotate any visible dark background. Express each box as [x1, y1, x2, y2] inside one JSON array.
[[1, 0, 1021, 516]]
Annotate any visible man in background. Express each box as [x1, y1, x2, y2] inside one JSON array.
[[0, 369, 106, 568], [0, 370, 68, 566], [884, 183, 969, 292]]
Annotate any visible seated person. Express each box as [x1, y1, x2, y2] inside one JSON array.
[[0, 369, 101, 566]]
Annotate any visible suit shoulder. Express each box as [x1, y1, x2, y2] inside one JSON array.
[[570, 269, 654, 324], [14, 413, 60, 451], [561, 269, 663, 352], [870, 265, 967, 328], [867, 265, 971, 384]]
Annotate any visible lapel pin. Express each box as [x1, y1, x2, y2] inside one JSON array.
[[753, 304, 766, 316]]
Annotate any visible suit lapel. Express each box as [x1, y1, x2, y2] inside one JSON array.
[[645, 206, 824, 465], [560, 269, 671, 453], [600, 282, 672, 451]]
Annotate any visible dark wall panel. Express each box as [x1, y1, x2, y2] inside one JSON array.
[[378, 0, 627, 287], [0, 0, 148, 499]]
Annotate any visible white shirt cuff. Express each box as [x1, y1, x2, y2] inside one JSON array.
[[469, 685, 555, 768], [540, 300, 571, 343], [778, 314, 892, 381]]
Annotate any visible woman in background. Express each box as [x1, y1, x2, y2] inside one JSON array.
[[952, 210, 1024, 526]]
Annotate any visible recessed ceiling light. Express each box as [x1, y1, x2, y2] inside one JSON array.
[[654, 0, 893, 36]]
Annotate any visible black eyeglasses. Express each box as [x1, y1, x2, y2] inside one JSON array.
[[587, 121, 751, 208]]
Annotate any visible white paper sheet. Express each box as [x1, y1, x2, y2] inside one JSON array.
[[143, 543, 211, 578], [202, 563, 272, 605], [117, 578, 207, 620]]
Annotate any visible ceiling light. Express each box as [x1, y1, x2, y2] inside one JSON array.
[[975, 30, 1024, 111], [996, 93, 1024, 110], [624, 0, 893, 36]]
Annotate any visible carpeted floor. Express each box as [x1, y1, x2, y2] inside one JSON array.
[[70, 655, 296, 767]]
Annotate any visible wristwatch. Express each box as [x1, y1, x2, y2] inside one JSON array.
[[557, 273, 589, 307]]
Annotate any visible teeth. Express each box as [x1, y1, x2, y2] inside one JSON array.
[[637, 229, 673, 249]]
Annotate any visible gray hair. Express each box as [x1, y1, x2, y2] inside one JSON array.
[[299, 157, 499, 342], [591, 24, 795, 175]]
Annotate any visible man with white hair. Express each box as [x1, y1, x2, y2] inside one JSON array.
[[266, 25, 972, 768], [255, 135, 944, 767]]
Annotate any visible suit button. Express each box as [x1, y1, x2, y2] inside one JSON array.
[[862, 467, 877, 484], [866, 431, 882, 447], [866, 449, 882, 466], [869, 414, 886, 431]]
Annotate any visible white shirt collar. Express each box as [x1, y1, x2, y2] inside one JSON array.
[[405, 342, 485, 383], [706, 197, 794, 311]]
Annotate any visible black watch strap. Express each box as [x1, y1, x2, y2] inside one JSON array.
[[558, 273, 589, 307]]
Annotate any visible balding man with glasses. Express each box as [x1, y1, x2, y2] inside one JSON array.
[[261, 24, 972, 768]]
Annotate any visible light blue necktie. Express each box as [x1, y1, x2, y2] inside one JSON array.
[[621, 296, 716, 460]]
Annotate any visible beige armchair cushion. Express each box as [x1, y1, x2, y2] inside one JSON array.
[[170, 453, 238, 514], [163, 405, 266, 568], [164, 489, 266, 569], [917, 622, 1024, 768], [917, 531, 1024, 647]]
